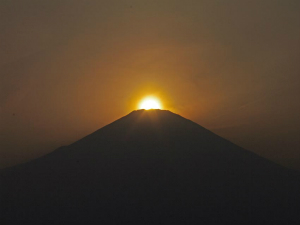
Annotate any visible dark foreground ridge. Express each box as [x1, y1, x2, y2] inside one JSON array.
[[1, 110, 300, 224]]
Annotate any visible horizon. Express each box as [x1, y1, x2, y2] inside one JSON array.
[[2, 109, 299, 171]]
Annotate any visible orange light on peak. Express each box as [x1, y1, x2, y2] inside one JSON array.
[[138, 96, 162, 110]]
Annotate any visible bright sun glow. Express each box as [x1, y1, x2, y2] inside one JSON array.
[[138, 97, 162, 110]]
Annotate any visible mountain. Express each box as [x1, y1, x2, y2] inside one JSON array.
[[1, 109, 300, 224]]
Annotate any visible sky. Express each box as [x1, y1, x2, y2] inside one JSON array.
[[1, 0, 300, 170]]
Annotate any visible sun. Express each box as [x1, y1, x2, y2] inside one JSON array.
[[138, 96, 162, 110]]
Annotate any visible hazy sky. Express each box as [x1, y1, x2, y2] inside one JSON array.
[[1, 0, 300, 170]]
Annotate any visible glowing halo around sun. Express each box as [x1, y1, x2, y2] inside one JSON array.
[[138, 96, 162, 110]]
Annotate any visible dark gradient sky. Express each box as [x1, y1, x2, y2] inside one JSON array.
[[1, 0, 300, 170]]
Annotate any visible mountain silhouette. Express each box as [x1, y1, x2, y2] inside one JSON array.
[[1, 109, 300, 224]]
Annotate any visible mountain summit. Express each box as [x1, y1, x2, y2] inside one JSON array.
[[1, 110, 300, 224]]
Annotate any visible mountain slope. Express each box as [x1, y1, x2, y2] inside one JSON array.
[[1, 109, 300, 224]]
